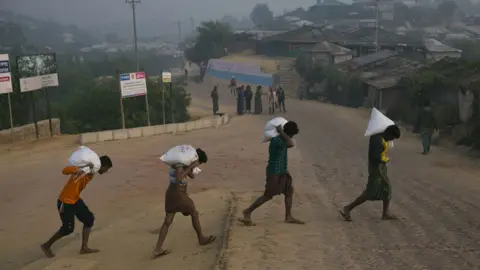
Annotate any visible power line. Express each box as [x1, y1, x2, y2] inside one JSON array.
[[126, 0, 140, 71]]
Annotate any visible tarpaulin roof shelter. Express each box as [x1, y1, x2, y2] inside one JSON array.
[[206, 59, 273, 86]]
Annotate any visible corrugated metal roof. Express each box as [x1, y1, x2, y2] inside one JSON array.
[[366, 76, 399, 89], [424, 38, 462, 53], [310, 41, 351, 55], [336, 50, 397, 71]]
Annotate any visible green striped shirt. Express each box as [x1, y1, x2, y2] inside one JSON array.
[[266, 136, 288, 174]]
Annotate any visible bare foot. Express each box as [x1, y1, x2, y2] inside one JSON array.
[[79, 247, 100, 255], [382, 214, 398, 221], [284, 217, 305, 224], [339, 209, 353, 222], [238, 210, 256, 226], [152, 249, 171, 259], [199, 235, 216, 246], [41, 244, 55, 258]]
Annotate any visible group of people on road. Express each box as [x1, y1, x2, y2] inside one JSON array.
[[40, 77, 434, 263], [213, 76, 287, 116], [40, 148, 217, 260]]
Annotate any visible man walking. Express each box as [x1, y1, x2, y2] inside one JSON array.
[[41, 156, 113, 258], [277, 85, 286, 113], [239, 122, 304, 226], [415, 100, 438, 155], [230, 76, 237, 96], [211, 86, 219, 115]]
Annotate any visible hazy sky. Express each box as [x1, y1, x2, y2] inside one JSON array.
[[3, 0, 318, 26]]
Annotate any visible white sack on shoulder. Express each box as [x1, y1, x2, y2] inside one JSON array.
[[262, 117, 288, 143], [364, 108, 395, 137], [160, 145, 198, 166], [68, 146, 101, 174]]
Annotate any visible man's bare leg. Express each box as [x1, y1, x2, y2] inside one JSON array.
[[284, 193, 304, 224], [191, 212, 216, 245], [381, 199, 397, 220], [79, 226, 100, 254], [340, 192, 368, 222], [239, 195, 272, 226], [152, 213, 175, 259], [41, 231, 64, 258]]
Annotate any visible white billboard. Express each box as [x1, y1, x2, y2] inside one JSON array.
[[17, 54, 59, 92], [120, 72, 147, 98], [162, 72, 172, 83], [0, 54, 13, 94]]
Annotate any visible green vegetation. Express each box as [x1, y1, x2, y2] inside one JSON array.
[[295, 55, 365, 107], [397, 59, 480, 149], [0, 54, 191, 134], [0, 10, 98, 51], [185, 21, 234, 67], [250, 4, 274, 28]]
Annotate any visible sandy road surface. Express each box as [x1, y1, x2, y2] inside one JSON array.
[[191, 82, 480, 269], [0, 98, 269, 269], [1, 81, 480, 269]]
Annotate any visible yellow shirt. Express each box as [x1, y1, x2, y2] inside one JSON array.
[[380, 138, 389, 163]]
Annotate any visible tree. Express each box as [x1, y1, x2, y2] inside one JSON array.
[[185, 21, 234, 67], [250, 4, 274, 28], [453, 40, 480, 60], [436, 0, 458, 25], [221, 15, 239, 29], [105, 33, 121, 44], [0, 22, 27, 47]]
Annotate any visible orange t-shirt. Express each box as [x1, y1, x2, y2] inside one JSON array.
[[58, 166, 94, 204]]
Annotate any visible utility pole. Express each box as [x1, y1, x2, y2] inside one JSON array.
[[375, 0, 380, 52], [126, 0, 140, 71], [177, 20, 182, 43]]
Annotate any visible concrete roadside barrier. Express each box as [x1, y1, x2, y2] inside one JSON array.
[[79, 114, 229, 145]]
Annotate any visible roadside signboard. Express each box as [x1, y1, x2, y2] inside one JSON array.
[[120, 72, 147, 98], [17, 54, 59, 92], [162, 71, 172, 83], [0, 54, 13, 94]]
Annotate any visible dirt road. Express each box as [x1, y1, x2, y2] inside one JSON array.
[[1, 82, 480, 269], [192, 82, 480, 269]]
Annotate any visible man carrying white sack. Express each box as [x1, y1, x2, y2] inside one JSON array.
[[41, 147, 113, 258], [152, 147, 216, 259], [239, 121, 305, 226], [340, 109, 401, 222]]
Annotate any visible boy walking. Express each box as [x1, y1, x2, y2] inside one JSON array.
[[152, 148, 216, 258], [240, 122, 304, 225], [41, 156, 113, 258]]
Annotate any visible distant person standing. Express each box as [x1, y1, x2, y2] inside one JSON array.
[[254, 85, 263, 114], [415, 100, 438, 155], [211, 86, 219, 115], [268, 87, 275, 115], [237, 85, 245, 115], [245, 85, 253, 113], [277, 85, 286, 113], [230, 76, 237, 96]]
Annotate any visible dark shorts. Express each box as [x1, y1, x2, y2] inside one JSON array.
[[165, 184, 197, 216], [264, 173, 294, 198], [57, 199, 95, 235]]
